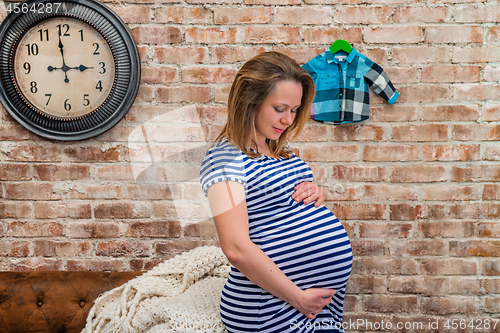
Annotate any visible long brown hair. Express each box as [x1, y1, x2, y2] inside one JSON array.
[[214, 51, 315, 159]]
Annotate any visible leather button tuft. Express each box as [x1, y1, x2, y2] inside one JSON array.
[[80, 301, 85, 307], [37, 301, 43, 307]]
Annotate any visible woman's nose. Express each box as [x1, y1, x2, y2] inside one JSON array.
[[281, 111, 293, 125]]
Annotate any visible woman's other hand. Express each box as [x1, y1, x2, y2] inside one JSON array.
[[291, 182, 324, 207], [292, 288, 336, 320]]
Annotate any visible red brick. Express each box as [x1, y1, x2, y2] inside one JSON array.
[[0, 241, 30, 257], [34, 202, 91, 219], [96, 126, 137, 143], [94, 202, 152, 219], [483, 297, 500, 313], [8, 259, 63, 271], [295, 125, 328, 142], [67, 222, 121, 239], [422, 105, 479, 121], [363, 184, 418, 201], [358, 258, 418, 275], [448, 203, 500, 220], [346, 276, 387, 294], [422, 296, 478, 315], [331, 165, 387, 182], [182, 67, 237, 84], [392, 46, 450, 64], [394, 6, 448, 23], [275, 7, 330, 24], [488, 26, 500, 42], [212, 46, 266, 63], [97, 241, 151, 257], [155, 239, 216, 257], [391, 165, 446, 183], [129, 258, 165, 271], [482, 259, 500, 276], [0, 202, 32, 219], [425, 26, 482, 43], [154, 46, 209, 64], [455, 4, 500, 23], [335, 6, 391, 24], [484, 144, 500, 161], [214, 7, 271, 24], [452, 165, 500, 182], [422, 65, 480, 83], [484, 184, 500, 200], [141, 67, 178, 84], [331, 203, 386, 220], [397, 85, 450, 103], [331, 125, 385, 141], [184, 221, 218, 238], [364, 26, 421, 44], [63, 145, 122, 162], [108, 5, 150, 23], [186, 27, 241, 44], [482, 104, 500, 121], [67, 259, 124, 272], [138, 45, 148, 62], [214, 86, 231, 104], [423, 144, 480, 161], [419, 221, 474, 238], [392, 124, 448, 142], [33, 164, 90, 181], [245, 27, 301, 44], [342, 295, 358, 312], [135, 86, 153, 102], [0, 125, 29, 140], [390, 204, 445, 220], [477, 222, 500, 238], [302, 145, 358, 162], [389, 240, 446, 256], [485, 66, 500, 82], [453, 46, 500, 63], [246, 0, 300, 4], [453, 124, 500, 141], [452, 240, 500, 257], [153, 202, 177, 218], [157, 86, 211, 103], [421, 185, 479, 201], [131, 26, 181, 44], [364, 295, 418, 313], [95, 165, 135, 181], [389, 277, 446, 295], [370, 105, 418, 122], [303, 27, 362, 45], [2, 144, 61, 162], [359, 222, 411, 238], [69, 185, 123, 200], [35, 241, 90, 257], [453, 84, 500, 101], [421, 258, 477, 275], [6, 222, 62, 237], [0, 164, 31, 180], [363, 145, 419, 162], [187, 0, 241, 3], [356, 48, 388, 64], [5, 183, 61, 200], [384, 66, 418, 84], [127, 221, 181, 238], [155, 6, 211, 24], [350, 240, 385, 256]]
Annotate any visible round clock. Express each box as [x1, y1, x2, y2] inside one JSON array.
[[0, 0, 140, 140]]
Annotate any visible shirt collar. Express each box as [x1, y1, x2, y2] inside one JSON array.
[[325, 47, 357, 64]]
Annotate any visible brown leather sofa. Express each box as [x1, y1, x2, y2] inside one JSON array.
[[0, 271, 142, 333]]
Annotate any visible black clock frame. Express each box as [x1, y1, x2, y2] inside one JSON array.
[[0, 0, 140, 140]]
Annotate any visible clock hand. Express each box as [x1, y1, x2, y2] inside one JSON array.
[[58, 35, 70, 83], [48, 65, 94, 72]]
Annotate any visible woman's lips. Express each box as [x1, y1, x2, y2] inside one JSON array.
[[274, 127, 284, 133]]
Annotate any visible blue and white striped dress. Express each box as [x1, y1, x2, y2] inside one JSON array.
[[200, 138, 353, 333]]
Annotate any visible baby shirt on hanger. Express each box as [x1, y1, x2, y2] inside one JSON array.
[[303, 48, 399, 125]]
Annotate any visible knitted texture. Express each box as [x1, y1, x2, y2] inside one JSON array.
[[82, 246, 230, 333]]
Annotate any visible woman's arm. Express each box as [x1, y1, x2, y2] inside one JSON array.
[[207, 180, 334, 319]]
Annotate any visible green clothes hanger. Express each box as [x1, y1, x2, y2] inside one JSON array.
[[329, 39, 352, 54]]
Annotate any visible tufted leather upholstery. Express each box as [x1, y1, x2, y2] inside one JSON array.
[[0, 271, 142, 333]]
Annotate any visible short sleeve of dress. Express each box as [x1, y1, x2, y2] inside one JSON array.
[[199, 140, 248, 197]]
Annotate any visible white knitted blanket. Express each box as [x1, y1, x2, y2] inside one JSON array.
[[82, 246, 230, 333]]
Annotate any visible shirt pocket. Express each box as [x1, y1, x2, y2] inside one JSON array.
[[346, 69, 361, 89], [319, 73, 338, 90]]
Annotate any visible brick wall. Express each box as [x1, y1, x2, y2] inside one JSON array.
[[1, 0, 499, 329]]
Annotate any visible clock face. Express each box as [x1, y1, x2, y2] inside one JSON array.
[[13, 17, 115, 119]]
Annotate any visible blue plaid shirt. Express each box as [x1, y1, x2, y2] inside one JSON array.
[[303, 48, 399, 125]]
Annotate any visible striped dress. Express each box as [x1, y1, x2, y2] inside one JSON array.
[[200, 138, 353, 333]]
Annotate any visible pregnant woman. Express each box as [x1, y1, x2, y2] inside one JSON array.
[[200, 51, 353, 333]]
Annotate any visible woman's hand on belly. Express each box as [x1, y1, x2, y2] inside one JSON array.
[[291, 181, 324, 207], [292, 288, 336, 319]]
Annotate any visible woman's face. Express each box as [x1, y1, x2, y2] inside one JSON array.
[[254, 80, 303, 144]]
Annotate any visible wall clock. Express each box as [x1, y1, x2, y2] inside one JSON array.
[[0, 0, 140, 140]]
